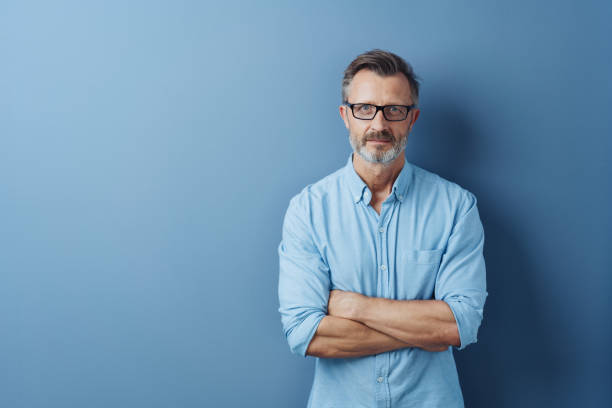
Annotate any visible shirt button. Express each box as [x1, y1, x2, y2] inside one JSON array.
[[399, 195, 404, 200], [380, 265, 387, 271], [377, 376, 384, 383], [378, 227, 384, 233]]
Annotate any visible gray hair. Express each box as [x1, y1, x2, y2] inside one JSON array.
[[341, 49, 420, 105]]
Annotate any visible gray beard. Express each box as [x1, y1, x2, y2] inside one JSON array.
[[350, 133, 408, 165]]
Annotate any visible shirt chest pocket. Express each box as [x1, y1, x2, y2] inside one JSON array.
[[396, 248, 444, 299]]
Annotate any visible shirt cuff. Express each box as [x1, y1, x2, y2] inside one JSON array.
[[286, 311, 326, 357], [443, 296, 484, 351]]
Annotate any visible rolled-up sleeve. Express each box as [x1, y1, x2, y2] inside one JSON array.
[[435, 191, 488, 351], [278, 194, 330, 357]]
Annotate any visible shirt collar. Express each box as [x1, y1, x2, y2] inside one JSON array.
[[343, 153, 413, 204]]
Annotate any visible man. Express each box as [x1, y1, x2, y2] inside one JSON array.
[[278, 49, 487, 407]]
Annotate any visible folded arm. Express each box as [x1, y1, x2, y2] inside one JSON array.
[[305, 315, 411, 358], [327, 291, 459, 351]]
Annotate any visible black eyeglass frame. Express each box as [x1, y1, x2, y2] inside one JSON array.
[[343, 102, 416, 122]]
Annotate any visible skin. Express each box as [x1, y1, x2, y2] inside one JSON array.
[[306, 69, 460, 358]]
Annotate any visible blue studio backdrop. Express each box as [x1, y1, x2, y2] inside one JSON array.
[[1, 1, 610, 407]]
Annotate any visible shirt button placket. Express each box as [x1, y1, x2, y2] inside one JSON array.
[[374, 363, 387, 407], [375, 215, 389, 407], [378, 214, 390, 299], [377, 209, 393, 407]]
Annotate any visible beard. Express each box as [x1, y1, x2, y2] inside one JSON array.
[[349, 129, 408, 165]]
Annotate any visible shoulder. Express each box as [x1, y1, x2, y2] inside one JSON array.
[[285, 164, 346, 215], [409, 162, 478, 213]]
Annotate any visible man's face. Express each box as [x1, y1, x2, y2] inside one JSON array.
[[340, 69, 419, 165]]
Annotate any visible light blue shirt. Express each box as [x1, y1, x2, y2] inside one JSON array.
[[278, 153, 488, 408]]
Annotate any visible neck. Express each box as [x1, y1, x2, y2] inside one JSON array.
[[352, 152, 405, 195]]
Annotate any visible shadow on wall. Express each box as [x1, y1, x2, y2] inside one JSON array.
[[454, 212, 562, 407], [409, 102, 562, 407]]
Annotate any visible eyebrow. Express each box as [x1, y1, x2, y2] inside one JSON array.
[[351, 101, 413, 106]]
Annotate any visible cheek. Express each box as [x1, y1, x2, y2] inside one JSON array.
[[350, 121, 369, 136], [347, 122, 361, 137], [393, 125, 411, 139], [351, 129, 368, 143]]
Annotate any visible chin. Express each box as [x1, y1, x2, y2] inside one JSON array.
[[358, 149, 399, 165]]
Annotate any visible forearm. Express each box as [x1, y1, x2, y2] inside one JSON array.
[[356, 297, 460, 349], [306, 315, 412, 358]]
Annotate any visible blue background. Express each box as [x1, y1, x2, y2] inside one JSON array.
[[1, 1, 610, 407]]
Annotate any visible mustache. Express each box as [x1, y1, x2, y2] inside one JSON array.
[[365, 130, 394, 142]]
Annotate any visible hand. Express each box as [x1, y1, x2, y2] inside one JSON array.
[[327, 289, 367, 320]]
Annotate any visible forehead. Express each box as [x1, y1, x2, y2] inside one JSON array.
[[347, 69, 413, 104]]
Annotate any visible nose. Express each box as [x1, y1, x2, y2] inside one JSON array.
[[369, 108, 389, 131]]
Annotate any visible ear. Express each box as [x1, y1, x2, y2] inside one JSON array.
[[339, 105, 350, 130], [408, 108, 420, 131]]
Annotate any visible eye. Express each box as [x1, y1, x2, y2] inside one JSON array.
[[356, 104, 374, 113], [387, 106, 408, 115]]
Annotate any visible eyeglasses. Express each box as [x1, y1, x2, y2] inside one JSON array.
[[344, 102, 415, 121]]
